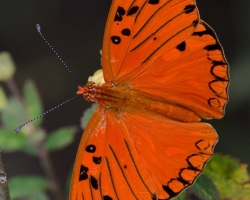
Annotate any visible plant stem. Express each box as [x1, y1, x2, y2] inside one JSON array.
[[6, 78, 24, 107], [37, 140, 65, 200]]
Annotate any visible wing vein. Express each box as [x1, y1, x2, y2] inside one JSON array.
[[131, 9, 187, 52], [124, 139, 154, 197], [133, 0, 171, 39], [105, 157, 120, 200], [99, 173, 103, 199], [127, 0, 137, 13], [109, 145, 139, 200], [142, 22, 195, 64], [89, 178, 94, 200], [134, 1, 148, 23]]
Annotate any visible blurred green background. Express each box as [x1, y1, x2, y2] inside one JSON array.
[[0, 0, 249, 198]]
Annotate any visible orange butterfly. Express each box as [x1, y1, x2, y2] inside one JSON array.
[[70, 0, 229, 199]]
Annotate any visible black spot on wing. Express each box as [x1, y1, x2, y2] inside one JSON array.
[[176, 41, 186, 51], [86, 144, 96, 153], [103, 195, 113, 200], [93, 156, 102, 164], [114, 6, 125, 21], [79, 165, 88, 181], [184, 4, 196, 14], [127, 6, 139, 15], [111, 36, 121, 44], [148, 0, 159, 4], [90, 176, 98, 190], [192, 19, 199, 27], [205, 44, 222, 52], [121, 28, 131, 36]]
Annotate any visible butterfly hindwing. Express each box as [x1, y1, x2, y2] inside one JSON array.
[[129, 21, 229, 119], [121, 111, 218, 199]]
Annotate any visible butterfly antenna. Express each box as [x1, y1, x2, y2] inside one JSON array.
[[36, 24, 81, 85], [15, 94, 80, 133]]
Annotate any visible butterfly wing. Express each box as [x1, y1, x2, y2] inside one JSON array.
[[102, 0, 199, 82], [130, 21, 229, 119], [70, 107, 158, 200], [70, 106, 105, 199], [70, 107, 217, 199], [102, 0, 228, 119], [121, 111, 218, 199]]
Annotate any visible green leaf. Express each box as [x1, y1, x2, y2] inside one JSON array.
[[22, 144, 38, 156], [22, 129, 46, 156], [204, 154, 250, 199], [24, 79, 43, 127], [80, 103, 98, 129], [28, 192, 50, 200], [191, 174, 219, 200], [0, 86, 7, 111], [0, 129, 26, 152], [45, 126, 77, 151], [0, 51, 16, 81], [1, 98, 24, 129], [8, 175, 47, 199]]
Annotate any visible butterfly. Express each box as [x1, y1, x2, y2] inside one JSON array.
[[70, 0, 229, 199]]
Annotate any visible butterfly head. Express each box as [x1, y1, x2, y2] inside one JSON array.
[[77, 81, 102, 102]]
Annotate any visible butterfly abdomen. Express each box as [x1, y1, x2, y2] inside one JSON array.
[[147, 99, 201, 122]]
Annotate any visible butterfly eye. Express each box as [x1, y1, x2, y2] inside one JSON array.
[[85, 81, 95, 87]]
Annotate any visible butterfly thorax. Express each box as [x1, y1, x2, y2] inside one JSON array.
[[77, 82, 200, 123]]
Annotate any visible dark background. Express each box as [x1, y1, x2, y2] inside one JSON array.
[[1, 0, 249, 198]]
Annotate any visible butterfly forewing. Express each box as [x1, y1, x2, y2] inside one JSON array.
[[102, 0, 199, 82], [71, 109, 158, 200]]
